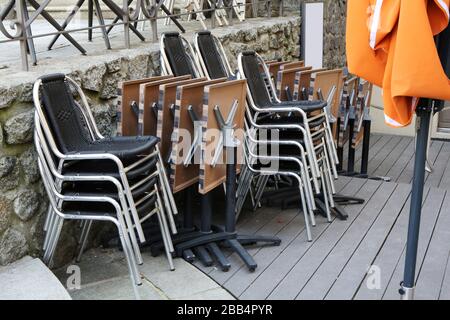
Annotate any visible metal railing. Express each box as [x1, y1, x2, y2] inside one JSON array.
[[0, 0, 284, 71]]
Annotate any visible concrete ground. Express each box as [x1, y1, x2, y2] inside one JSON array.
[[53, 248, 235, 300], [0, 256, 71, 300]]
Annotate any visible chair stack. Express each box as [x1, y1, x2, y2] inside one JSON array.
[[33, 74, 177, 298], [33, 30, 373, 282], [191, 31, 368, 240]]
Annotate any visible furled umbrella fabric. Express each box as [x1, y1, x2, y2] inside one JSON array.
[[346, 0, 450, 127]]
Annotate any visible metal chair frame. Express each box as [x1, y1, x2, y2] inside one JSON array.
[[33, 76, 177, 272]]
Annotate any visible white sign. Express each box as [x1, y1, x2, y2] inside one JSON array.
[[302, 2, 324, 69]]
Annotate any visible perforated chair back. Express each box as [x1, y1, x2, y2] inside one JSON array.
[[162, 32, 197, 77], [240, 51, 273, 108], [195, 31, 228, 79], [39, 73, 95, 154]]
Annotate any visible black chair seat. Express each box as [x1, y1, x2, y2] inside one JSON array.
[[196, 31, 228, 79], [162, 32, 197, 77], [71, 136, 160, 162], [63, 156, 158, 180], [257, 115, 325, 129], [277, 144, 325, 158], [277, 128, 325, 142], [61, 176, 158, 202], [240, 51, 327, 114], [61, 194, 157, 218], [269, 100, 327, 113]]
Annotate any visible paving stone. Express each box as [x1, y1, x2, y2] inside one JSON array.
[[0, 257, 71, 300]]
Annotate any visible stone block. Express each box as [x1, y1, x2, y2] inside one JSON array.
[[0, 156, 19, 192], [0, 228, 28, 265], [19, 147, 40, 184], [82, 64, 107, 92], [0, 85, 19, 109], [4, 109, 34, 144], [13, 189, 40, 222]]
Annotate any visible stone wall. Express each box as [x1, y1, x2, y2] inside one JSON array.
[[0, 17, 302, 267]]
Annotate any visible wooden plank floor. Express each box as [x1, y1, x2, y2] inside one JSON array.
[[343, 134, 450, 190], [194, 134, 450, 299]]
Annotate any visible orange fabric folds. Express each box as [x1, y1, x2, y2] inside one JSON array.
[[346, 0, 450, 127]]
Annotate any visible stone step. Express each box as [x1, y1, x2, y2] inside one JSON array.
[[0, 256, 71, 300]]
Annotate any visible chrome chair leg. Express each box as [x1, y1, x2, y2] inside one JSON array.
[[76, 220, 93, 263], [320, 166, 332, 223]]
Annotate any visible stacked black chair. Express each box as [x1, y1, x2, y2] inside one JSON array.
[[237, 51, 341, 240], [33, 74, 176, 298], [193, 31, 235, 79], [156, 33, 281, 271], [160, 32, 204, 77]]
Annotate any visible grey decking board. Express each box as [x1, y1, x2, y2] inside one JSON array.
[[195, 206, 283, 275], [265, 179, 382, 300], [424, 141, 445, 185], [297, 181, 410, 300], [384, 137, 416, 181], [216, 178, 352, 283], [415, 191, 450, 300], [227, 175, 352, 295], [209, 209, 299, 285], [400, 141, 445, 185], [349, 134, 395, 175], [424, 141, 449, 188], [210, 176, 353, 287], [437, 146, 450, 190], [438, 252, 450, 299], [372, 137, 412, 177], [395, 139, 437, 185], [365, 135, 403, 175], [342, 133, 382, 171], [382, 187, 446, 300], [193, 134, 450, 300], [240, 178, 369, 300], [226, 214, 306, 297], [222, 179, 360, 291], [354, 133, 381, 160], [355, 133, 387, 163], [239, 217, 329, 300], [324, 182, 411, 300], [353, 187, 431, 300], [202, 178, 352, 280]]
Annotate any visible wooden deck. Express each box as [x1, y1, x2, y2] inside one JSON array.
[[194, 134, 450, 300], [342, 133, 450, 190]]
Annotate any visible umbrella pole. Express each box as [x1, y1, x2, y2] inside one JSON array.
[[400, 102, 432, 300]]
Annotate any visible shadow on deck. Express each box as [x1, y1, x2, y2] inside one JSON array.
[[194, 134, 450, 300]]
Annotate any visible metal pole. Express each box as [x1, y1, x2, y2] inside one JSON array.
[[183, 186, 194, 229], [225, 146, 237, 233], [88, 0, 93, 41], [360, 117, 371, 175], [400, 103, 432, 300], [347, 109, 356, 173], [151, 1, 158, 42], [123, 0, 130, 48], [200, 193, 212, 233], [211, 1, 216, 29], [15, 0, 29, 71], [228, 1, 233, 26], [22, 0, 37, 65]]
